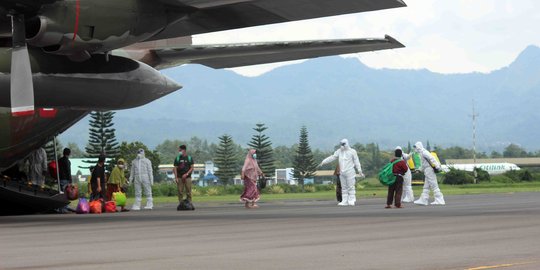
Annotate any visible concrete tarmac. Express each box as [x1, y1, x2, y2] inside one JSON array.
[[1, 193, 540, 270]]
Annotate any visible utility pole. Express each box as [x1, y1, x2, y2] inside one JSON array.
[[470, 100, 479, 184]]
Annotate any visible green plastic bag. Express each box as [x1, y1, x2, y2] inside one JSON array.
[[113, 191, 127, 207], [378, 160, 401, 186], [412, 153, 421, 169]]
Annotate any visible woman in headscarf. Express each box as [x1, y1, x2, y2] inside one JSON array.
[[240, 149, 264, 209], [107, 158, 129, 212]]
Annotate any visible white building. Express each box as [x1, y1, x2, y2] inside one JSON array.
[[275, 168, 295, 185]]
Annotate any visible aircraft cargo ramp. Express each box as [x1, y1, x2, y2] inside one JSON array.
[[0, 178, 69, 215]]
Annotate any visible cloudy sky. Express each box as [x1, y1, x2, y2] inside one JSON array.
[[194, 0, 540, 76]]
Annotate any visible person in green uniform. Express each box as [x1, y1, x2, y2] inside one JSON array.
[[174, 145, 194, 204]]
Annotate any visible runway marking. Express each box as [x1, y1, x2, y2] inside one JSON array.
[[466, 261, 535, 270]]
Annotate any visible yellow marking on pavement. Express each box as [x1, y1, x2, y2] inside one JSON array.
[[466, 261, 535, 270]]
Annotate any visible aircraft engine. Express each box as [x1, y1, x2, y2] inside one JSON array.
[[25, 0, 169, 59]]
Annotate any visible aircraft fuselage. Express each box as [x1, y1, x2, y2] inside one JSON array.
[[0, 48, 181, 170]]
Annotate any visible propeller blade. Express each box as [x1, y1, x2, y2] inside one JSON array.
[[10, 13, 35, 117]]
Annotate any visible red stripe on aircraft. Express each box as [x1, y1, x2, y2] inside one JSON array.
[[12, 110, 35, 117], [39, 108, 58, 118], [72, 0, 80, 42]]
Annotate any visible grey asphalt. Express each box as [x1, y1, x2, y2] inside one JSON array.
[[1, 193, 540, 270]]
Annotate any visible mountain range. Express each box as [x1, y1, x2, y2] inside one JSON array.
[[60, 45, 540, 152]]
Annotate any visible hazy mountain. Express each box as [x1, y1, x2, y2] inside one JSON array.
[[60, 45, 540, 152]]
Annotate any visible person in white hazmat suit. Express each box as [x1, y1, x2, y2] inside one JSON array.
[[319, 139, 364, 206], [412, 142, 445, 205], [396, 146, 415, 203], [130, 149, 154, 210], [28, 147, 47, 188]]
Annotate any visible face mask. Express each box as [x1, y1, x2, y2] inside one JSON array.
[[252, 154, 257, 159], [137, 153, 143, 158], [118, 165, 124, 169]]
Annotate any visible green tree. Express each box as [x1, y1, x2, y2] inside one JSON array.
[[491, 151, 502, 158], [66, 142, 84, 158], [503, 143, 527, 158], [438, 146, 473, 159], [84, 111, 120, 170], [155, 137, 217, 165], [118, 141, 161, 181], [292, 126, 317, 190], [274, 145, 295, 168], [407, 141, 412, 153], [214, 135, 239, 185], [426, 140, 432, 151], [248, 123, 275, 177]]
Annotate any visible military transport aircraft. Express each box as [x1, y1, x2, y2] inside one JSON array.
[[0, 0, 406, 213]]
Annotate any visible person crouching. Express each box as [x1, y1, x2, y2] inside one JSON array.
[[386, 148, 408, 209]]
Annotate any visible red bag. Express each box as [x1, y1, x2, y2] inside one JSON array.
[[48, 160, 58, 178], [65, 184, 79, 200], [89, 200, 102, 214], [105, 201, 117, 213]]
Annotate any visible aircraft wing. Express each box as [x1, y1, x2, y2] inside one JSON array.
[[140, 35, 404, 69], [150, 0, 406, 40]]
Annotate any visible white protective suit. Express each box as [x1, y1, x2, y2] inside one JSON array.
[[320, 139, 364, 206], [129, 149, 154, 210], [399, 147, 415, 203], [412, 142, 445, 205], [28, 148, 47, 187]]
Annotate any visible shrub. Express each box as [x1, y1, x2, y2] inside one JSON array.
[[304, 185, 316, 193], [191, 188, 201, 196], [491, 175, 515, 183], [206, 187, 220, 196], [442, 169, 474, 185], [158, 183, 177, 197], [276, 183, 300, 193], [521, 170, 533, 182], [504, 170, 534, 182], [474, 168, 491, 183], [503, 170, 521, 182], [412, 170, 425, 180], [225, 185, 244, 195], [316, 184, 335, 192], [268, 185, 285, 194], [355, 183, 365, 190]]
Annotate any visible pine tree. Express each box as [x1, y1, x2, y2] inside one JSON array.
[[214, 135, 238, 186], [426, 140, 432, 151], [84, 111, 120, 170], [292, 126, 317, 190], [407, 141, 412, 153], [44, 138, 63, 161], [247, 123, 275, 177]]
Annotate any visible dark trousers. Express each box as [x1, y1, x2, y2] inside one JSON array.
[[387, 175, 404, 207]]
